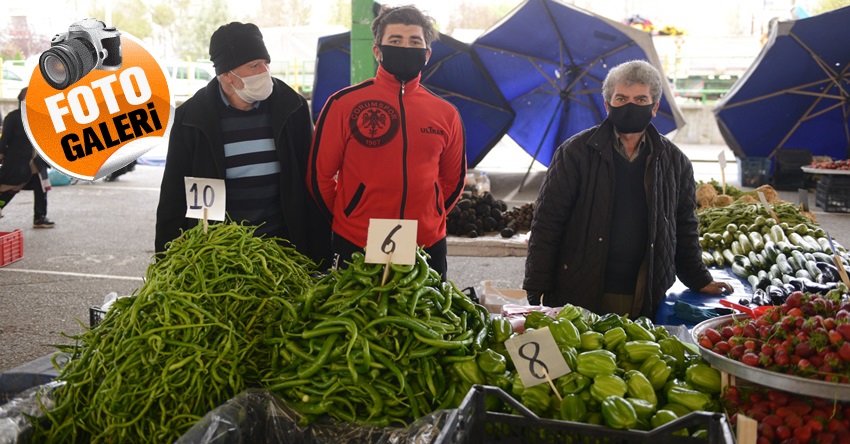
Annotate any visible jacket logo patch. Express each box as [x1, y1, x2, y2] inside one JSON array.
[[350, 100, 399, 148], [420, 126, 444, 136]]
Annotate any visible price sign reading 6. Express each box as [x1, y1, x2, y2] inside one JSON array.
[[381, 224, 403, 255], [505, 326, 571, 387], [188, 182, 215, 210], [184, 177, 226, 221], [365, 219, 418, 265], [518, 342, 549, 379]]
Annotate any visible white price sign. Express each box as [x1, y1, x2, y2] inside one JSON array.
[[365, 219, 418, 265], [505, 326, 571, 387], [184, 177, 226, 221]]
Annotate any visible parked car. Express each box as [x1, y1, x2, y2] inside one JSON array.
[[163, 61, 216, 101], [1, 67, 27, 99]]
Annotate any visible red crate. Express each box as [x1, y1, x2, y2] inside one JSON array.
[[0, 230, 24, 267]]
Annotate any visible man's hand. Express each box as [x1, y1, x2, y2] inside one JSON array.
[[698, 281, 733, 294]]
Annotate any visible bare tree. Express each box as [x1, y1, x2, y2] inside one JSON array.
[[253, 0, 312, 27], [0, 17, 51, 60], [811, 0, 850, 14], [171, 0, 230, 60], [89, 0, 153, 40], [445, 0, 517, 35]]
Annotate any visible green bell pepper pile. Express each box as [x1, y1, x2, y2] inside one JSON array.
[[473, 304, 722, 435]]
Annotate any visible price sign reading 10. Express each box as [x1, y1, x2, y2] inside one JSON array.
[[184, 177, 226, 221]]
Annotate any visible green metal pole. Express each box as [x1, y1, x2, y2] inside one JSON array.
[[351, 0, 376, 84]]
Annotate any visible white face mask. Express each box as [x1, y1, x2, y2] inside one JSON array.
[[229, 69, 273, 103]]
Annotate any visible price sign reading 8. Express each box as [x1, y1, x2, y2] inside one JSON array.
[[184, 177, 226, 221], [365, 219, 418, 265], [505, 326, 570, 387]]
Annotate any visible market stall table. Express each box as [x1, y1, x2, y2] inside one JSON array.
[[655, 268, 750, 328]]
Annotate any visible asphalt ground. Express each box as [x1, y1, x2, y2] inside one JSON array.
[[1, 143, 849, 373]]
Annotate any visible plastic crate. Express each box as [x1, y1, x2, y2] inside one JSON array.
[[89, 306, 106, 327], [0, 229, 24, 267], [437, 385, 735, 444], [737, 157, 772, 188], [816, 174, 850, 213]]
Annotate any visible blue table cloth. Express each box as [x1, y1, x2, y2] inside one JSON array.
[[654, 268, 751, 329]]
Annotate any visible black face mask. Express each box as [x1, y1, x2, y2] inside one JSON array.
[[378, 45, 428, 82], [606, 102, 655, 134]]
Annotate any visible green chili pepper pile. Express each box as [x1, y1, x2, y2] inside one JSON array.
[[261, 249, 490, 427], [32, 223, 318, 443]]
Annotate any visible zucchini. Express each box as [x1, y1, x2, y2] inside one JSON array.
[[731, 262, 750, 278], [768, 264, 783, 280], [789, 232, 815, 253], [721, 249, 736, 266], [812, 252, 835, 264], [795, 269, 813, 280], [805, 260, 824, 280], [722, 231, 734, 246], [786, 255, 801, 272], [747, 274, 760, 289], [711, 250, 725, 268], [738, 233, 753, 255], [748, 232, 765, 252], [817, 238, 834, 254], [803, 235, 823, 253], [770, 225, 788, 244], [731, 241, 742, 256], [775, 253, 794, 275], [701, 251, 714, 267], [763, 242, 779, 262], [748, 251, 764, 269], [733, 254, 752, 271], [771, 278, 785, 288], [791, 250, 809, 270], [776, 241, 795, 255]]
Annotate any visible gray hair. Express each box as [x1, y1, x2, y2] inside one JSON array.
[[602, 60, 663, 103]]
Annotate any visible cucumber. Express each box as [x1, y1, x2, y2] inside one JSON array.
[[787, 255, 801, 272], [747, 274, 760, 289], [817, 237, 834, 254], [731, 241, 742, 256], [748, 251, 764, 269], [768, 264, 783, 280], [776, 241, 795, 255]]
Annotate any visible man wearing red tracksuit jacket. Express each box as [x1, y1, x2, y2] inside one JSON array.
[[308, 5, 466, 279]]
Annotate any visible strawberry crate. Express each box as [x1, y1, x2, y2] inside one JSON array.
[[0, 229, 24, 267], [815, 174, 850, 213], [436, 385, 734, 444]]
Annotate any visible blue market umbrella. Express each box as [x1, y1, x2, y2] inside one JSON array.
[[471, 0, 684, 169], [311, 32, 515, 168], [714, 6, 850, 160]]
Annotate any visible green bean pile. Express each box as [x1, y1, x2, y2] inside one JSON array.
[[698, 200, 817, 236], [33, 223, 317, 443], [261, 249, 490, 428]]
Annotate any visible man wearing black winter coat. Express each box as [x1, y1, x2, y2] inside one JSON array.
[[523, 60, 731, 319], [155, 22, 331, 266]]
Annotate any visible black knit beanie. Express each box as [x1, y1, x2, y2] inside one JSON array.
[[209, 22, 271, 75]]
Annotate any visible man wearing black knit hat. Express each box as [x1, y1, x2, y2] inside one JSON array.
[[155, 22, 331, 266]]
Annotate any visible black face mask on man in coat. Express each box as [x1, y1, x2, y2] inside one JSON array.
[[607, 102, 655, 134], [378, 45, 428, 82]]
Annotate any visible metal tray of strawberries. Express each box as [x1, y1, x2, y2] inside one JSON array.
[[692, 314, 850, 401]]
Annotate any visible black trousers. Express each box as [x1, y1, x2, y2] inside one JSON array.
[[0, 174, 47, 218], [332, 233, 448, 281]]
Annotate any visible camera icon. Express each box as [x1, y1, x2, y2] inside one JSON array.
[[39, 18, 122, 90]]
